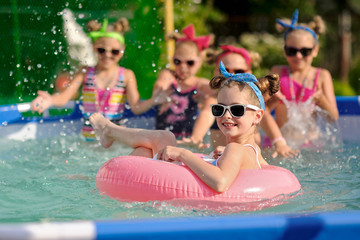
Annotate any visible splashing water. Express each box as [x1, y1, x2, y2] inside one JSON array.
[[280, 97, 342, 149]]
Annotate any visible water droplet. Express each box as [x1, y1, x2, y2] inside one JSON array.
[[2, 121, 8, 126]]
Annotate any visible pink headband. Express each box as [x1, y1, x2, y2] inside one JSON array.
[[177, 24, 212, 51], [216, 45, 252, 68]]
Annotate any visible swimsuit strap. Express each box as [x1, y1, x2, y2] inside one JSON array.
[[172, 80, 197, 94], [242, 144, 261, 169], [288, 68, 309, 103], [312, 68, 321, 91], [84, 67, 96, 85], [212, 144, 261, 168]]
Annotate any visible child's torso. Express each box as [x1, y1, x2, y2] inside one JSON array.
[[212, 144, 263, 169], [81, 66, 127, 140], [156, 81, 199, 137], [280, 67, 321, 102]]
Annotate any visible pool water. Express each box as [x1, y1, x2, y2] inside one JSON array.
[[0, 136, 359, 223]]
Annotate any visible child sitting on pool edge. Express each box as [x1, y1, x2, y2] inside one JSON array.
[[90, 62, 279, 192]]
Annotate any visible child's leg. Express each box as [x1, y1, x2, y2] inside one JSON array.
[[89, 113, 176, 157]]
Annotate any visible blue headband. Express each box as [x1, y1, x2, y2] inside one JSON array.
[[276, 9, 318, 42], [219, 61, 265, 111]]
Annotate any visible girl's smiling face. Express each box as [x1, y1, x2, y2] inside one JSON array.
[[216, 85, 261, 142], [284, 30, 319, 71], [173, 42, 202, 80], [94, 37, 124, 69]]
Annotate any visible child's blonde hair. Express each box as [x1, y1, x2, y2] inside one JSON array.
[[210, 73, 280, 108], [166, 24, 214, 55], [204, 47, 262, 68], [86, 18, 130, 35], [276, 10, 326, 44]]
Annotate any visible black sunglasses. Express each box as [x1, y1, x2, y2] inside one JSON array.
[[96, 47, 122, 56], [173, 58, 196, 67], [211, 104, 260, 118], [284, 46, 313, 57], [225, 68, 246, 74]]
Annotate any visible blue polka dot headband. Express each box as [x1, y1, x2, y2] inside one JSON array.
[[219, 61, 265, 111], [276, 9, 318, 43]]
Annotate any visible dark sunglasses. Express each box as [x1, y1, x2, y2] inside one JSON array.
[[225, 68, 246, 74], [284, 46, 313, 57], [96, 47, 122, 56], [173, 58, 196, 67], [211, 104, 260, 118]]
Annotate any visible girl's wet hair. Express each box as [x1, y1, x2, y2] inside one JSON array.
[[210, 73, 280, 107], [86, 18, 130, 34]]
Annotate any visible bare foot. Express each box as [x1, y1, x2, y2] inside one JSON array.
[[89, 113, 114, 148]]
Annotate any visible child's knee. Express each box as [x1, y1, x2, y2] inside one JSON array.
[[158, 130, 176, 145]]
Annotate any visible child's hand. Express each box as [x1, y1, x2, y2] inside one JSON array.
[[152, 88, 173, 105], [312, 89, 324, 104], [157, 146, 187, 162], [272, 140, 299, 158], [32, 90, 53, 114], [177, 137, 210, 150], [210, 146, 225, 159]]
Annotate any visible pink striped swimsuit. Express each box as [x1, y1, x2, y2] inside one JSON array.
[[81, 66, 127, 140]]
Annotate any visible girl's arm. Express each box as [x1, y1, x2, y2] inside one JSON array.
[[125, 69, 172, 115], [313, 69, 339, 120], [260, 110, 299, 158], [32, 68, 85, 113], [157, 143, 247, 192], [261, 65, 299, 158]]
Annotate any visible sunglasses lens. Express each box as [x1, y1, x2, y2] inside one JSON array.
[[230, 105, 245, 117], [173, 58, 181, 65], [234, 69, 245, 74], [300, 48, 313, 57], [97, 48, 106, 54], [112, 49, 120, 55], [284, 47, 297, 56], [187, 60, 195, 66], [226, 68, 245, 74], [211, 105, 225, 117], [285, 46, 313, 57]]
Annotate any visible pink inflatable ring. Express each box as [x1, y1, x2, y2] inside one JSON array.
[[96, 156, 301, 211]]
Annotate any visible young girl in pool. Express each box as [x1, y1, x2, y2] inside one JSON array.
[[154, 24, 217, 149], [263, 9, 339, 148], [206, 45, 297, 158], [206, 45, 260, 147], [31, 18, 169, 140], [90, 61, 279, 192]]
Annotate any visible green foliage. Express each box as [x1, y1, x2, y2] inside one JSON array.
[[333, 80, 356, 96], [348, 56, 360, 95], [239, 32, 286, 74]]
